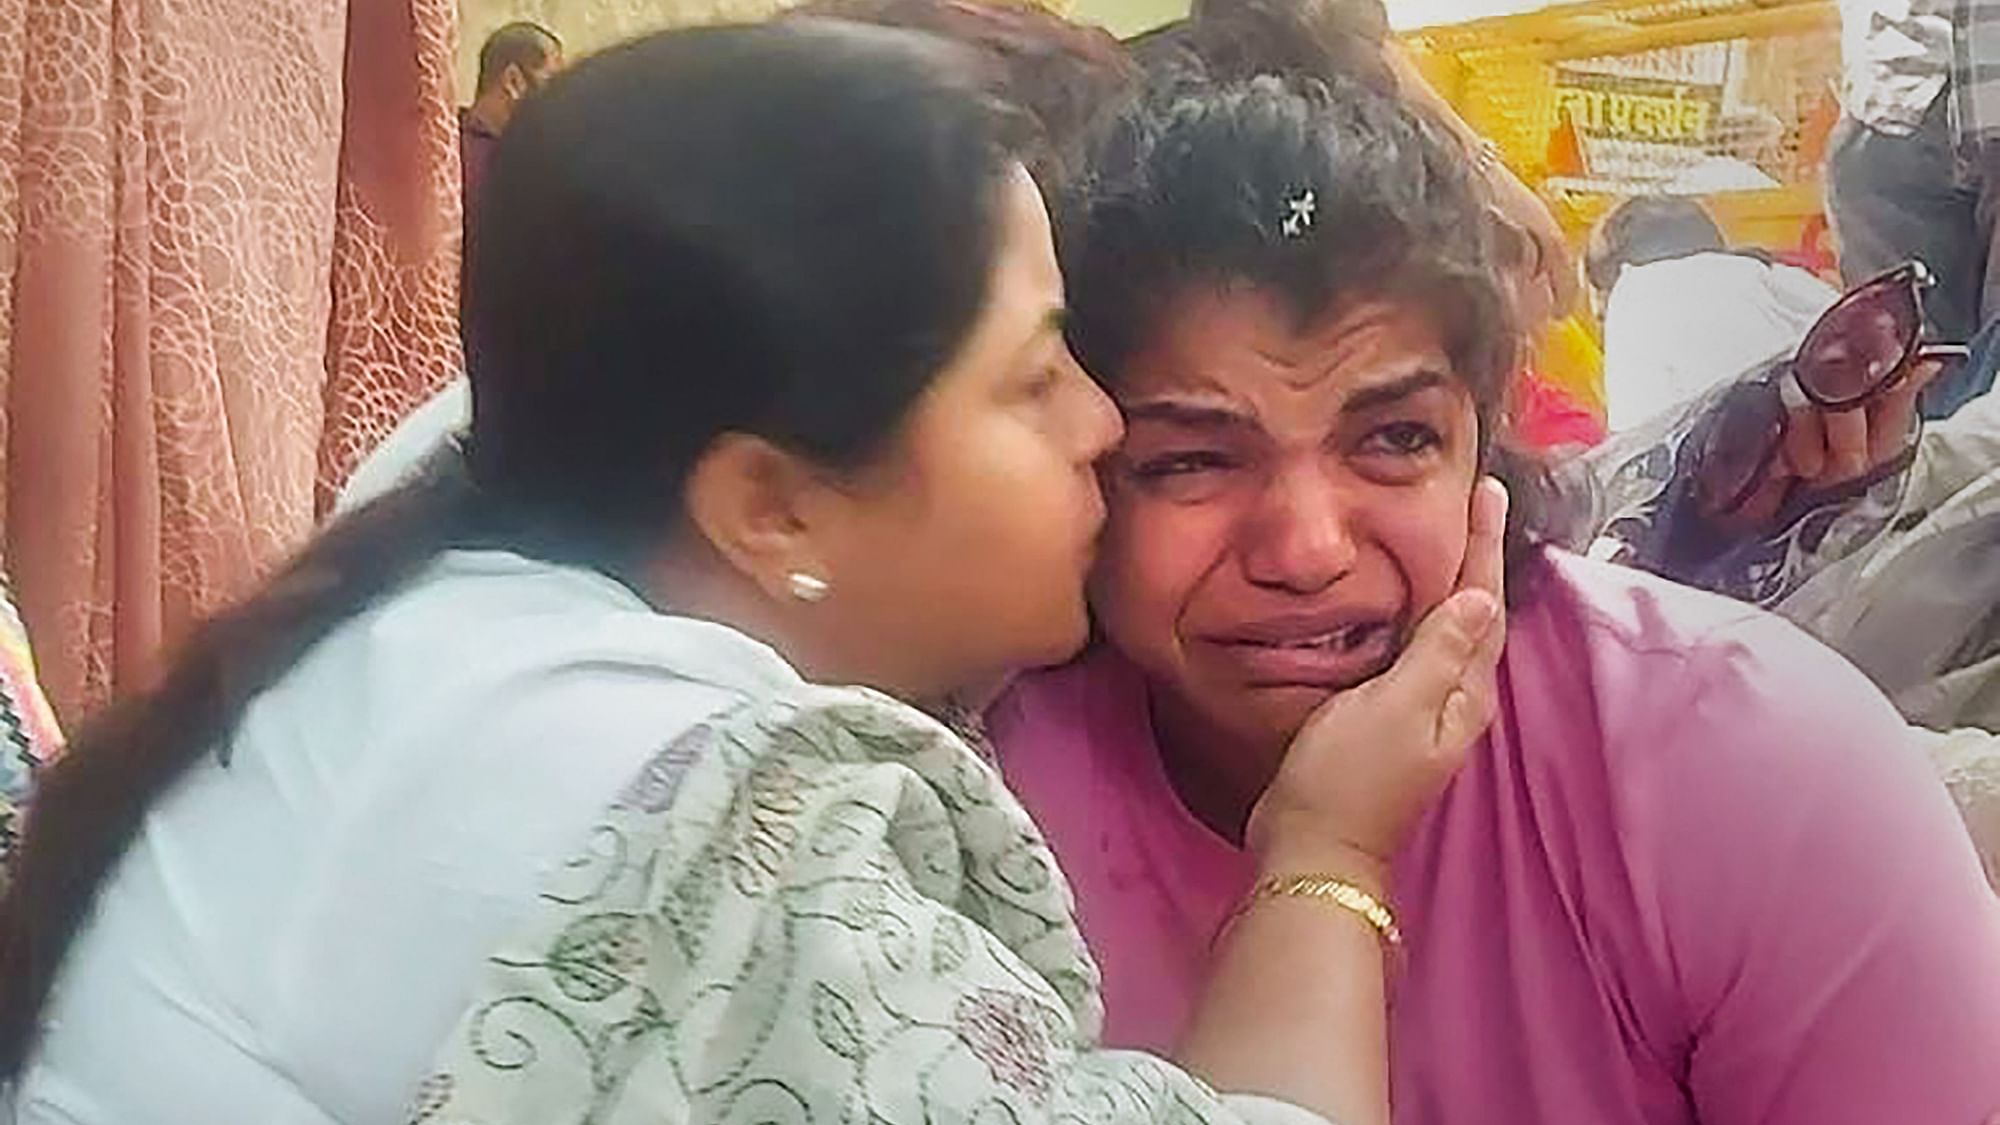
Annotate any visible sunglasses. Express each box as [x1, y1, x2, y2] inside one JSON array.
[[1689, 262, 1968, 514]]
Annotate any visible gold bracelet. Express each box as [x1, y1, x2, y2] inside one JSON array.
[[1236, 874, 1402, 949]]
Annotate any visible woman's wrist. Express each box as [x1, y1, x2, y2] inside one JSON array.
[[1251, 835, 1392, 899]]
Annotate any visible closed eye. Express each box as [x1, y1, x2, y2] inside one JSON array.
[[1022, 364, 1065, 398], [1130, 450, 1240, 477]]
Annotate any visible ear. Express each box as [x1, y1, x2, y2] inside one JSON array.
[[501, 63, 530, 101], [683, 433, 831, 603]]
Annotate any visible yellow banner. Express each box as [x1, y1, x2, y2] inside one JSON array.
[[1554, 85, 1714, 142]]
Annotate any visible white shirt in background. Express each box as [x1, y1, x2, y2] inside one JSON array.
[[1601, 253, 1840, 433]]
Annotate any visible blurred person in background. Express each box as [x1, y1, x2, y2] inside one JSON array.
[[1495, 205, 1606, 451], [1587, 195, 1839, 433], [1826, 0, 1956, 336], [1568, 320, 2000, 882], [1827, 0, 2000, 407], [460, 22, 562, 269], [332, 22, 564, 517]]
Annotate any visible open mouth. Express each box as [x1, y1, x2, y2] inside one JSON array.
[[1241, 622, 1390, 653], [1207, 617, 1401, 690]]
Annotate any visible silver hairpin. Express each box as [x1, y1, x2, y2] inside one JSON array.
[[1280, 188, 1318, 238]]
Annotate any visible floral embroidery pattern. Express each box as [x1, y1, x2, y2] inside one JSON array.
[[410, 686, 1244, 1125], [954, 987, 1057, 1101], [615, 729, 712, 813], [406, 1074, 454, 1122]]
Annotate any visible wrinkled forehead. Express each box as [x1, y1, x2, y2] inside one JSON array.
[[1112, 287, 1468, 424]]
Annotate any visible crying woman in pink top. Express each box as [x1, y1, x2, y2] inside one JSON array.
[[990, 76, 2000, 1125]]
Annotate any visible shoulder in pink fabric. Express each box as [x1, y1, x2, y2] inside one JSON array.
[[994, 550, 2000, 1125]]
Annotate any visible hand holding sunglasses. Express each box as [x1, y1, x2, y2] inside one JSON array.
[[1690, 262, 1966, 525]]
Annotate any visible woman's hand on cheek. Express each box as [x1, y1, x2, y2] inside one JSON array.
[[1248, 478, 1509, 883]]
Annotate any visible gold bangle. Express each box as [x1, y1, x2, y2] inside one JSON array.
[[1238, 874, 1403, 949]]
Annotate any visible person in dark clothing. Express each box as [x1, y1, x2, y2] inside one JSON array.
[[460, 22, 562, 269]]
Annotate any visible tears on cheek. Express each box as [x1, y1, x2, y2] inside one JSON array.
[[1090, 491, 1235, 632], [1364, 480, 1475, 619]]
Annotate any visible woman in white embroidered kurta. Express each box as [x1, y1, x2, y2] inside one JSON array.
[[0, 25, 1508, 1125]]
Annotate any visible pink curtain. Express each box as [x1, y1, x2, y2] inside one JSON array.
[[0, 0, 461, 722], [322, 0, 464, 513]]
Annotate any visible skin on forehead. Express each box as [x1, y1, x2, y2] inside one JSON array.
[[1114, 295, 1470, 444]]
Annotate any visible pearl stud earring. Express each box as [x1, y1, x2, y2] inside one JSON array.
[[786, 571, 831, 603]]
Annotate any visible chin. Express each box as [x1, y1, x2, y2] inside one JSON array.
[[1000, 603, 1093, 676], [1241, 684, 1334, 742], [1224, 662, 1396, 746]]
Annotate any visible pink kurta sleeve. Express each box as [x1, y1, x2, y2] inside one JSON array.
[[1625, 610, 2000, 1125]]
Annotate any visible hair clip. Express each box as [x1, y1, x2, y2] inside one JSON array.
[[1280, 188, 1317, 239]]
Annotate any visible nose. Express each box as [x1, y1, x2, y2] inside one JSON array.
[[1238, 463, 1358, 595], [1068, 358, 1125, 464]]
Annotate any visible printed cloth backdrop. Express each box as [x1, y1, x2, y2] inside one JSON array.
[[0, 0, 462, 721], [0, 0, 994, 724]]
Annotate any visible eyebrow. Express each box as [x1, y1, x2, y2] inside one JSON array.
[[1119, 398, 1256, 430], [1007, 306, 1068, 366], [1339, 370, 1452, 415], [1120, 369, 1454, 429], [1033, 306, 1068, 341]]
